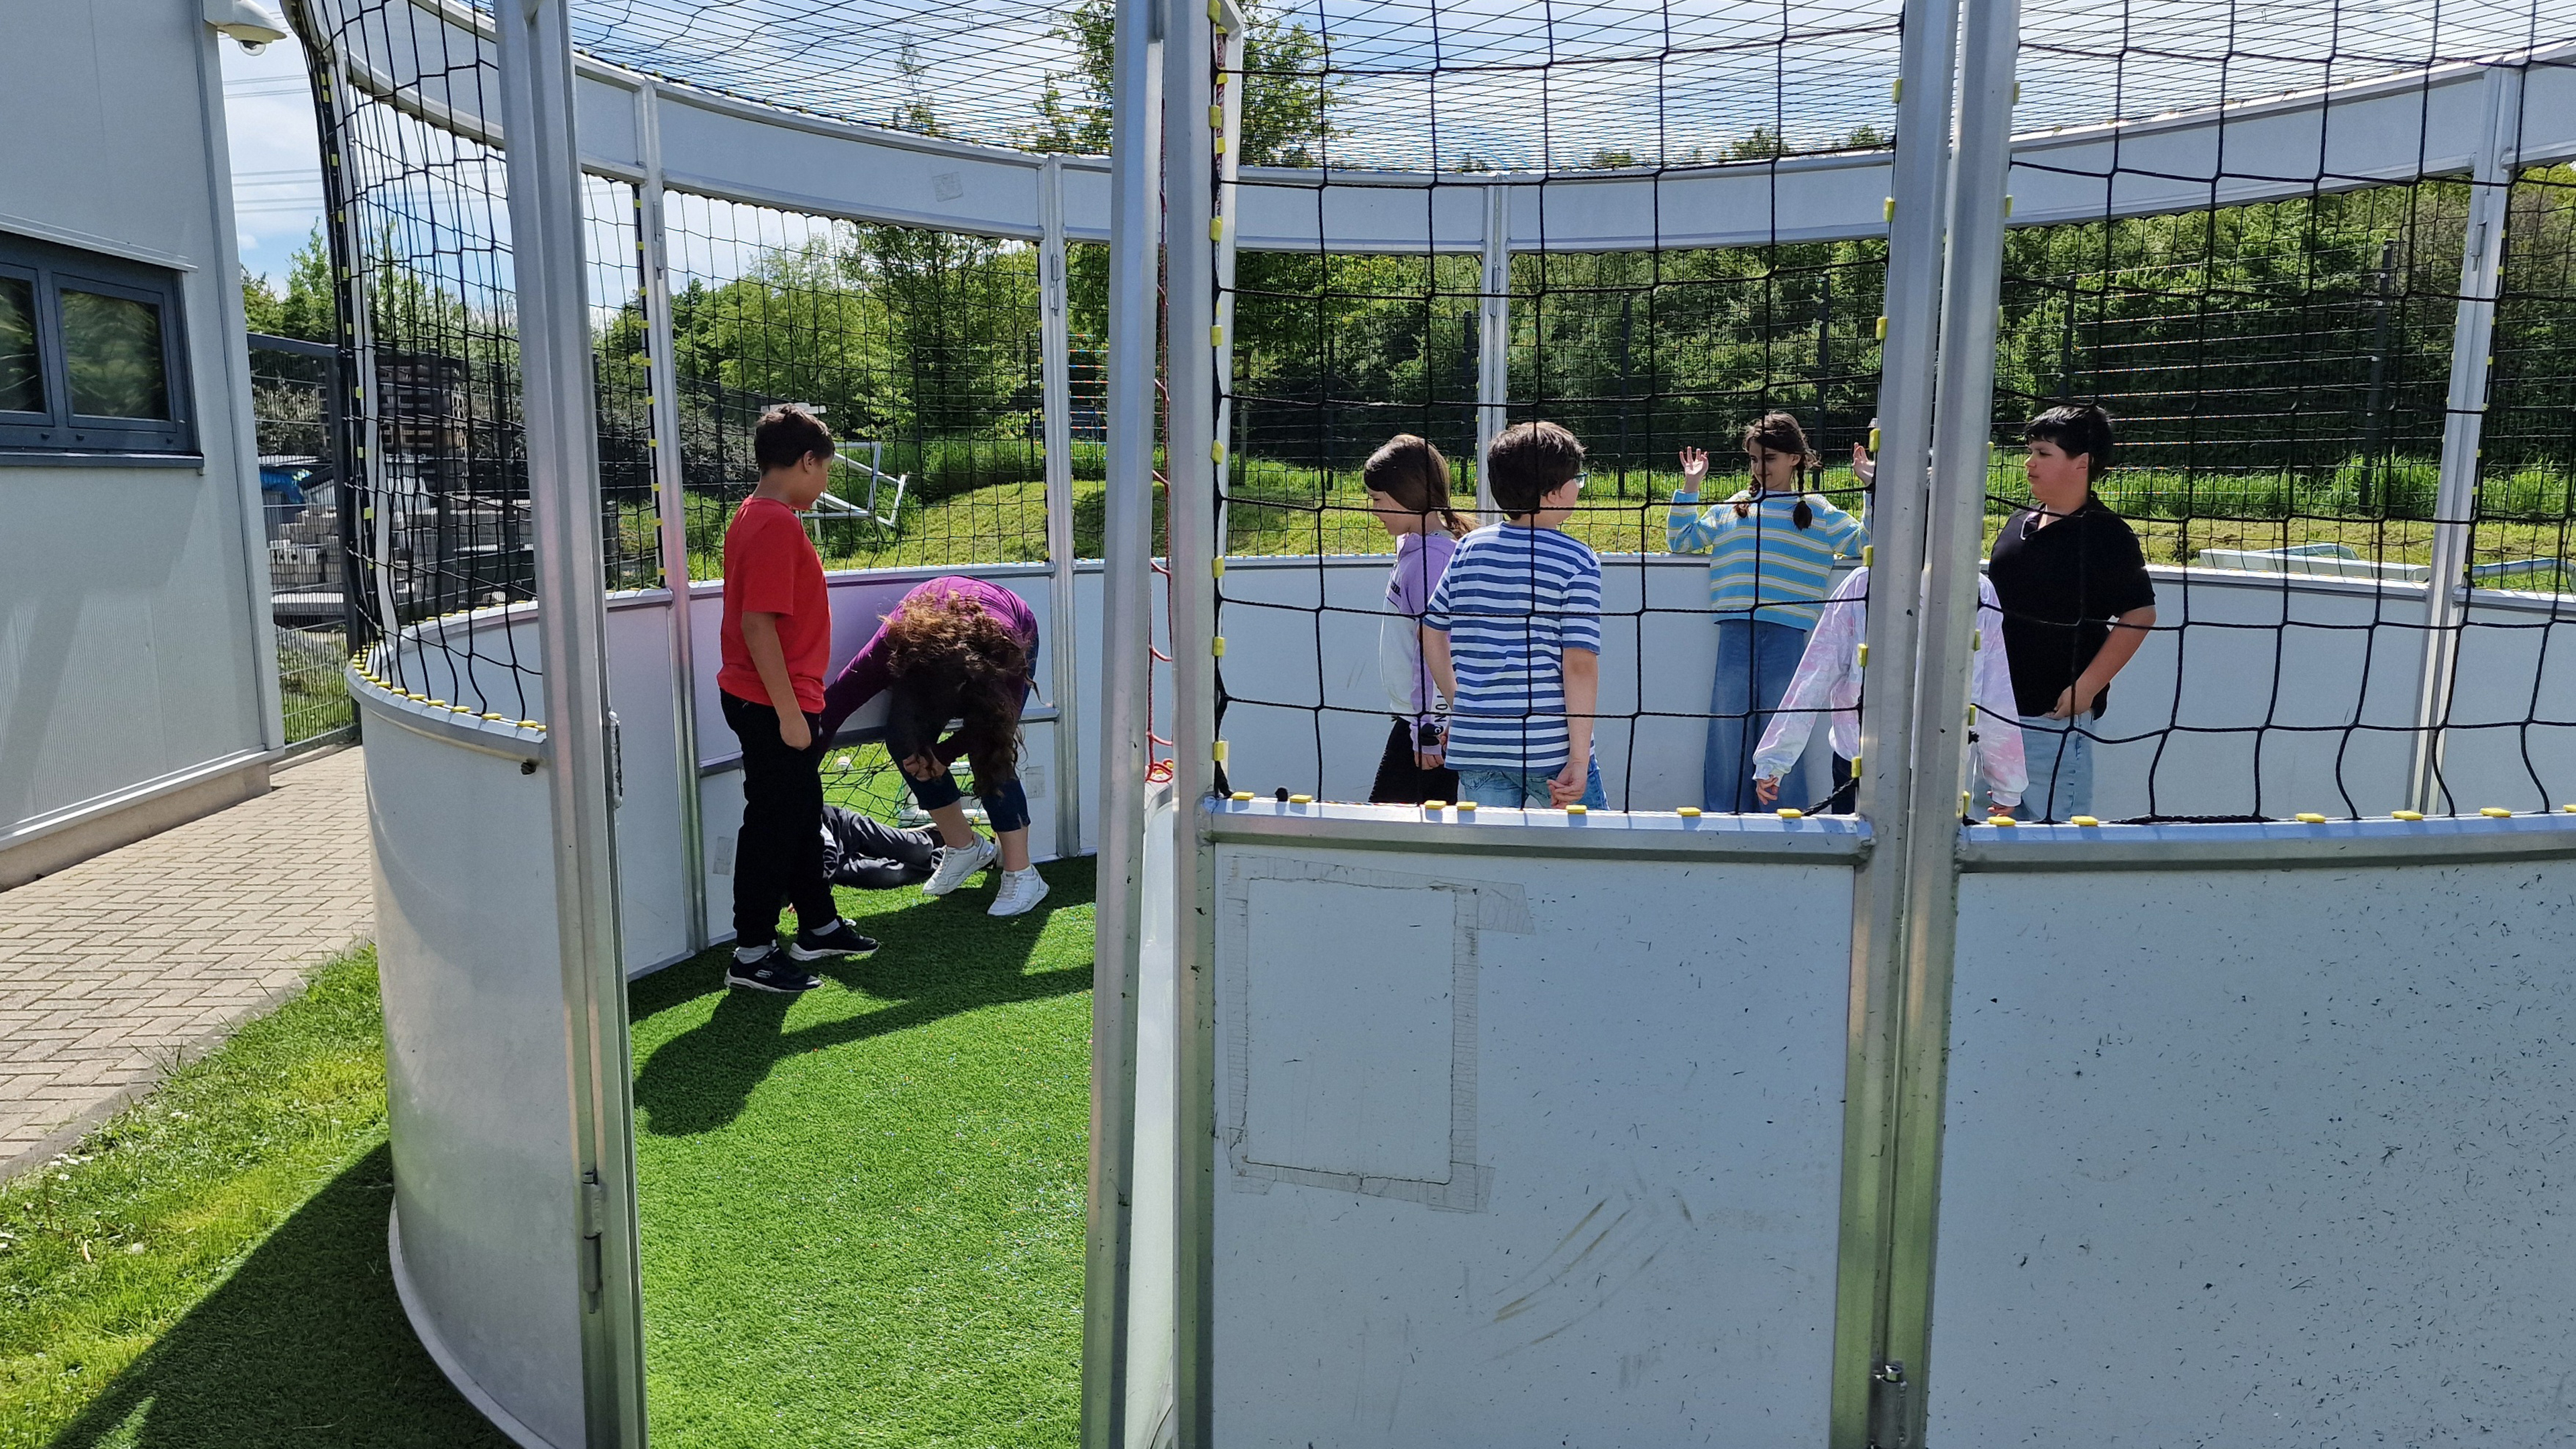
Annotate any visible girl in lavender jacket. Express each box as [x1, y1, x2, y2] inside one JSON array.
[[1361, 435, 1471, 804]]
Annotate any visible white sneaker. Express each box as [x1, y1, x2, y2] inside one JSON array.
[[922, 836, 997, 897], [988, 867, 1051, 918]]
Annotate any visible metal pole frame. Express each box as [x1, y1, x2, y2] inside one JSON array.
[[1040, 156, 1087, 863], [492, 2, 651, 1443], [1880, 0, 2019, 1440], [2408, 63, 2525, 817], [1826, 0, 1963, 1440], [1163, 0, 1224, 1438], [1081, 0, 1163, 1436], [1475, 184, 1511, 519], [637, 83, 709, 953]]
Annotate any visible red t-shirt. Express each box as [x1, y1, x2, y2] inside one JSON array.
[[716, 496, 831, 713]]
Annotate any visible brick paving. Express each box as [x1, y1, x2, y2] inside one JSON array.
[[0, 747, 373, 1179]]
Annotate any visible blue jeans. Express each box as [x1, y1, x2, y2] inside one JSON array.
[[1456, 757, 1607, 810], [1706, 619, 1812, 813], [2012, 712, 2094, 822]]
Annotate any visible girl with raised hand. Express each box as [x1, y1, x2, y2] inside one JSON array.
[[815, 578, 1051, 917], [1668, 411, 1869, 812], [1361, 434, 1470, 804]]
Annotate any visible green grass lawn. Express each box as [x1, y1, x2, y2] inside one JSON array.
[[3, 858, 1100, 1449], [0, 949, 510, 1449], [629, 858, 1096, 1449]]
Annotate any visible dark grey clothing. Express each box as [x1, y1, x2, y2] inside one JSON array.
[[820, 806, 940, 890]]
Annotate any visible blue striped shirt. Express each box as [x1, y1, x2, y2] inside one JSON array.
[[1423, 524, 1603, 772], [1668, 490, 1868, 629]]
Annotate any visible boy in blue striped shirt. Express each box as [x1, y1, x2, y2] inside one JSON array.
[[1669, 412, 1868, 811], [1424, 421, 1607, 810]]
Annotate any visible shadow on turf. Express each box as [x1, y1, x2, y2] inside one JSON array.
[[631, 860, 1096, 1136], [45, 1143, 513, 1449]]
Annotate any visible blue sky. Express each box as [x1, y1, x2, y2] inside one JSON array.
[[222, 31, 326, 287]]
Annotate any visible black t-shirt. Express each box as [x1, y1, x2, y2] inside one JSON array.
[[1986, 496, 2157, 718]]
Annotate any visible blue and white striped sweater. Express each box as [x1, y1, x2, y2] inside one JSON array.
[[1423, 524, 1604, 772], [1668, 490, 1868, 629]]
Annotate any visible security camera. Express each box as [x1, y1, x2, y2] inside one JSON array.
[[205, 0, 289, 50]]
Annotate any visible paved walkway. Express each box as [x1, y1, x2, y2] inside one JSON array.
[[0, 747, 374, 1179]]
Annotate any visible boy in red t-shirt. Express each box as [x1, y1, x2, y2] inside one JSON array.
[[717, 405, 876, 991]]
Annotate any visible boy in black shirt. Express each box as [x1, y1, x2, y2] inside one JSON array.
[[1984, 405, 2158, 820]]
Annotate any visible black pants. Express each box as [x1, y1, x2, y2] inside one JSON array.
[[1369, 718, 1459, 805], [722, 692, 837, 947]]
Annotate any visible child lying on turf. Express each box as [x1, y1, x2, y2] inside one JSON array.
[[819, 805, 943, 890]]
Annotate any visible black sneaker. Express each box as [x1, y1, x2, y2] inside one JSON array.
[[725, 949, 822, 993], [786, 918, 879, 962]]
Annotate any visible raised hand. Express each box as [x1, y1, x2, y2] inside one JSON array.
[[1851, 443, 1876, 484], [1678, 446, 1710, 490]]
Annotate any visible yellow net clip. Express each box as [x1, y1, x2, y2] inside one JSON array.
[[2002, 194, 2015, 217], [519, 720, 543, 731], [1211, 324, 1224, 347], [2481, 806, 2514, 818], [1212, 636, 1226, 657], [1566, 804, 1587, 814], [1862, 543, 1873, 566], [1882, 197, 1896, 222], [1214, 136, 1227, 155], [1777, 808, 1805, 820], [1890, 78, 1902, 103], [2563, 803, 2576, 813], [1961, 791, 1972, 814], [1288, 794, 1313, 805], [1212, 557, 1226, 578], [1868, 426, 1881, 451], [2070, 815, 2100, 827], [2295, 812, 2326, 824], [1210, 440, 1227, 463], [1456, 800, 1477, 812], [1676, 806, 1702, 818], [1208, 0, 1221, 18], [2392, 810, 2426, 821], [1856, 642, 1869, 667], [1972, 628, 1982, 651], [1230, 791, 1253, 802], [1209, 216, 1224, 241], [1213, 739, 1228, 763], [1988, 815, 2017, 827], [1422, 800, 1448, 811], [1209, 105, 1224, 130], [1874, 315, 1888, 341]]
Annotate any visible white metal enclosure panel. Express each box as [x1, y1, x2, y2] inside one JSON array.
[[1935, 854, 2576, 1444], [604, 595, 689, 971], [362, 700, 586, 1448], [1208, 842, 1856, 1446]]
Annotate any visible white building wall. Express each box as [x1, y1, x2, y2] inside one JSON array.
[[0, 0, 278, 882]]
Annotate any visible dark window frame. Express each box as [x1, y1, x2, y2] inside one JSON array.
[[0, 231, 196, 462]]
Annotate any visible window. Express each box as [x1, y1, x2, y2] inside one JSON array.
[[0, 231, 195, 461]]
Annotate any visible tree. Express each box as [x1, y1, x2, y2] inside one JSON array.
[[1026, 0, 1338, 166], [241, 225, 337, 343]]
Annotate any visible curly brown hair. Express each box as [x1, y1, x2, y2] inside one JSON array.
[[883, 588, 1031, 786]]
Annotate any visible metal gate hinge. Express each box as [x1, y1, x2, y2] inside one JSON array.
[[1867, 1360, 1911, 1448]]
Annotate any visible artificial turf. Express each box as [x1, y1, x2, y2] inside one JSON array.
[[629, 857, 1096, 1449], [0, 949, 511, 1449]]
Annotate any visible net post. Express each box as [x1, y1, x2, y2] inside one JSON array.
[[491, 3, 649, 1443], [1829, 0, 1964, 1441], [1084, 0, 1164, 1437], [1476, 183, 1511, 519], [2408, 62, 2525, 816], [1882, 0, 2020, 1438], [635, 81, 708, 953], [1163, 0, 1222, 1436], [1039, 155, 1086, 863]]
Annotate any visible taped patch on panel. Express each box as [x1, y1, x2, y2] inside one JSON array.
[[1218, 857, 1527, 1212]]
